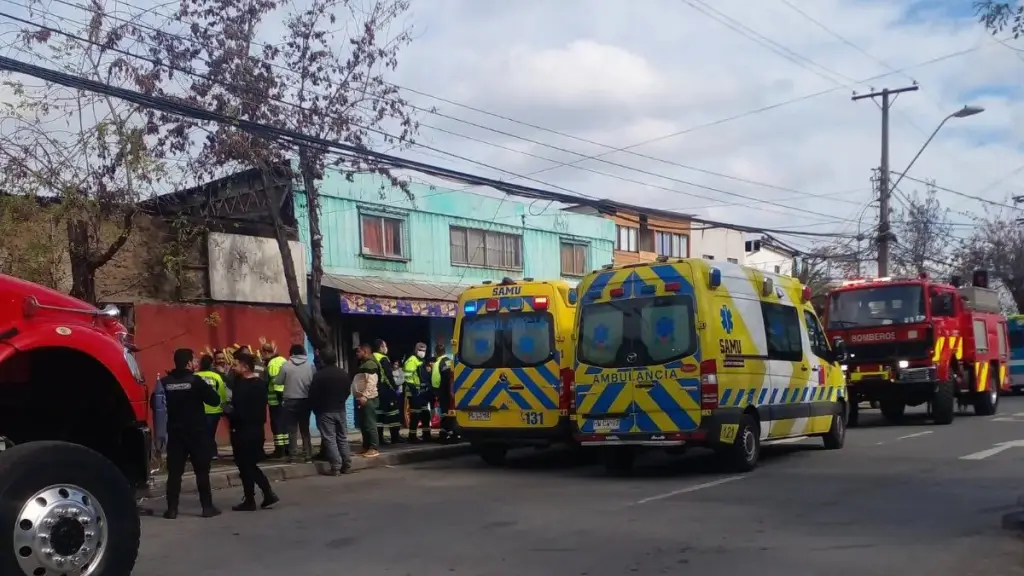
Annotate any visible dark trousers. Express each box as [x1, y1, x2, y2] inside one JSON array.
[[408, 397, 432, 440], [205, 413, 223, 457], [437, 384, 458, 441], [268, 403, 288, 451], [165, 430, 213, 511], [231, 432, 272, 501], [283, 398, 312, 459]]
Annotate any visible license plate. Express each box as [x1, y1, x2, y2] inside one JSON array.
[[468, 411, 491, 421], [592, 419, 619, 431]]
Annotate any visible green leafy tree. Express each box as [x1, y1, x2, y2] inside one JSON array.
[[976, 1, 1023, 37]]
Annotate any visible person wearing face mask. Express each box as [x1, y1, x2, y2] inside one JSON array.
[[403, 342, 433, 442]]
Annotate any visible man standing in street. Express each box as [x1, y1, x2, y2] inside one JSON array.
[[258, 343, 288, 458], [161, 348, 222, 519], [372, 339, 404, 444], [309, 348, 354, 475], [279, 343, 315, 463], [195, 354, 228, 460], [227, 350, 280, 511], [404, 342, 432, 442], [431, 343, 459, 444], [352, 343, 380, 458]]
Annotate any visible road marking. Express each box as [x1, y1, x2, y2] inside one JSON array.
[[960, 439, 1024, 461], [635, 476, 745, 505], [990, 417, 1024, 422], [876, 430, 932, 445]]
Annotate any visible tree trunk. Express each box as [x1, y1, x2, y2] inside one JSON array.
[[67, 218, 97, 304], [258, 164, 330, 353], [297, 147, 332, 353]]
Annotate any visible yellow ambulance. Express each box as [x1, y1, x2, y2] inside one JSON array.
[[453, 277, 577, 465], [571, 258, 848, 474]]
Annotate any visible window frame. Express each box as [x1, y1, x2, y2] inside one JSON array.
[[616, 225, 638, 252], [761, 302, 804, 362], [359, 212, 407, 260], [802, 309, 831, 360], [655, 231, 688, 258], [576, 294, 699, 368], [457, 311, 556, 369], [560, 241, 589, 277], [449, 226, 524, 271]]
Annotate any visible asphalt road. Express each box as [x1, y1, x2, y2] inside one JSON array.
[[137, 397, 1024, 576]]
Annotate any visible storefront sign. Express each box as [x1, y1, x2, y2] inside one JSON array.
[[340, 293, 456, 317]]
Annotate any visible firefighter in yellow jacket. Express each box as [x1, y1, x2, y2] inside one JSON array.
[[404, 342, 432, 442], [258, 343, 288, 458], [196, 354, 228, 459], [372, 339, 405, 444]]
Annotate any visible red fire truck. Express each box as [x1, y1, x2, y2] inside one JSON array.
[[0, 274, 147, 575], [824, 270, 1011, 426]]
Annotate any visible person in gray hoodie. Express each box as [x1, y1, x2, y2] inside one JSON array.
[[279, 343, 316, 462]]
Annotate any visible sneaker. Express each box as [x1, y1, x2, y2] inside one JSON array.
[[232, 500, 258, 512], [363, 448, 380, 458], [261, 494, 280, 509]]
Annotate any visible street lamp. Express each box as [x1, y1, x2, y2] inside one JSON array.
[[889, 105, 986, 193]]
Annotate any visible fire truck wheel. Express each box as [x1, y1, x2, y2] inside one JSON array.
[[880, 400, 906, 423], [0, 441, 140, 576], [972, 366, 999, 417], [932, 379, 956, 425]]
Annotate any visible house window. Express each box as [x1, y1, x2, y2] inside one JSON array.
[[616, 225, 638, 252], [360, 214, 405, 258], [727, 258, 738, 264], [703, 254, 715, 260], [774, 265, 781, 273], [560, 242, 588, 276], [450, 226, 522, 270], [655, 232, 688, 258]]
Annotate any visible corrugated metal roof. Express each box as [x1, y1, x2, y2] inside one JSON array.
[[322, 274, 463, 302]]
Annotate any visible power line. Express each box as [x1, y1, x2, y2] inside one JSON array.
[[0, 54, 861, 240], [22, 0, 1001, 194], [890, 171, 1021, 210]]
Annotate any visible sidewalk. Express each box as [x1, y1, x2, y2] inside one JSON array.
[[141, 429, 471, 500]]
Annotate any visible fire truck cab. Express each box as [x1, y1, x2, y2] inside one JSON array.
[[824, 270, 1010, 426]]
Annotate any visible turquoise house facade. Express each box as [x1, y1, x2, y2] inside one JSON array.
[[293, 170, 614, 376]]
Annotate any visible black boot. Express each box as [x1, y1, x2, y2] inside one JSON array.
[[232, 499, 257, 512], [261, 493, 280, 509], [162, 508, 178, 520], [201, 506, 222, 518], [390, 428, 405, 443]]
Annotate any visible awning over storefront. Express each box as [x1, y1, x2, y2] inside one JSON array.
[[322, 274, 462, 317]]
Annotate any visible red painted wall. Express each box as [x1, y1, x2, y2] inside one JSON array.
[[134, 302, 303, 443]]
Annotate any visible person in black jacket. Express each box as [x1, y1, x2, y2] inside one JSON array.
[[161, 348, 223, 520], [309, 348, 353, 475], [228, 351, 280, 511]]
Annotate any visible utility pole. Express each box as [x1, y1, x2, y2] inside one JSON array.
[[852, 84, 919, 277]]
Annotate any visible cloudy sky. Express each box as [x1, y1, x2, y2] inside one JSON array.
[[2, 0, 1023, 254], [381, 0, 1024, 251]]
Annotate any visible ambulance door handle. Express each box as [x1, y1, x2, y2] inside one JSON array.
[[800, 365, 809, 372], [635, 383, 655, 389], [810, 366, 820, 372], [508, 384, 525, 390]]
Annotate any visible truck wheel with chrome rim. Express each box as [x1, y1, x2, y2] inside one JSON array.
[[0, 441, 139, 576], [972, 364, 999, 417]]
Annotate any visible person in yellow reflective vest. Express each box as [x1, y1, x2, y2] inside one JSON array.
[[372, 339, 405, 444], [404, 342, 432, 442], [196, 354, 228, 460], [430, 343, 460, 444], [259, 342, 289, 458]]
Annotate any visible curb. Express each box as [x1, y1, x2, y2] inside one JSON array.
[[139, 443, 472, 500]]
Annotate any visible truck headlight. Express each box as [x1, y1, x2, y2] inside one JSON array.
[[898, 360, 909, 369]]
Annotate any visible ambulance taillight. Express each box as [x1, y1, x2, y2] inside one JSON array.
[[533, 296, 549, 310], [699, 359, 719, 409], [559, 367, 575, 412]]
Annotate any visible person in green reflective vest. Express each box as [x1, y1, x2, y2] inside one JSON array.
[[430, 343, 460, 444], [372, 339, 404, 444], [404, 342, 432, 442], [259, 343, 289, 458], [196, 354, 228, 459]]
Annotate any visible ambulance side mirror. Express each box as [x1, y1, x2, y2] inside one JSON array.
[[831, 337, 849, 363]]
